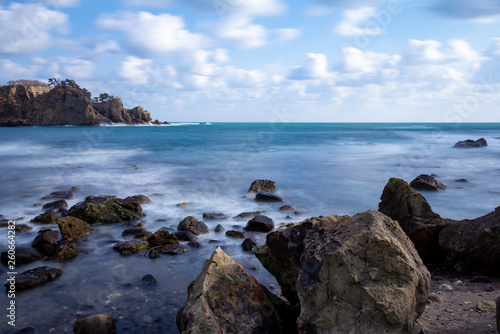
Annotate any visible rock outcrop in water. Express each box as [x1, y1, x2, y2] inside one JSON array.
[[68, 196, 144, 224], [379, 177, 500, 275], [0, 84, 152, 126], [453, 138, 488, 148]]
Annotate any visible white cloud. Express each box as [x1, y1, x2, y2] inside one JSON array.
[[119, 56, 179, 87], [29, 0, 82, 8], [97, 11, 205, 57], [181, 49, 229, 76], [335, 7, 383, 36], [340, 47, 400, 73], [0, 3, 68, 54], [272, 28, 301, 44], [221, 67, 267, 88], [477, 38, 500, 82], [432, 0, 500, 21], [0, 59, 41, 82], [188, 0, 286, 17], [402, 39, 482, 66], [290, 53, 334, 81], [211, 15, 267, 49], [59, 58, 95, 79]]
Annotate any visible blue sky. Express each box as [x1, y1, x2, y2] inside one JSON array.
[[1, 0, 500, 122]]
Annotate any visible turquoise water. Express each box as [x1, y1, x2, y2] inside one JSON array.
[[0, 122, 499, 332]]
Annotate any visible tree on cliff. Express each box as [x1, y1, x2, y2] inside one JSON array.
[[98, 92, 115, 102]]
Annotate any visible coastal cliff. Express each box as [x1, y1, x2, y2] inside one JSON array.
[[0, 84, 152, 126]]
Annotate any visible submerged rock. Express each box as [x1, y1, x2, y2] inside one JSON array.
[[410, 174, 447, 191], [226, 230, 246, 239], [255, 192, 285, 202], [254, 210, 430, 333], [41, 190, 73, 201], [202, 213, 227, 220], [43, 199, 68, 211], [15, 224, 32, 232], [73, 313, 116, 334], [242, 237, 257, 251], [6, 266, 63, 291], [147, 230, 178, 247], [113, 241, 149, 256], [1, 247, 41, 265], [244, 179, 276, 198], [31, 230, 59, 256], [68, 195, 144, 224], [31, 210, 59, 224], [279, 205, 297, 212], [453, 138, 487, 148], [161, 244, 189, 255], [57, 216, 94, 242], [177, 216, 209, 235], [172, 231, 197, 242], [122, 227, 147, 237], [214, 224, 224, 233], [233, 211, 267, 220], [176, 247, 282, 334], [56, 243, 78, 262], [142, 274, 157, 286], [129, 194, 151, 204], [245, 215, 275, 232]]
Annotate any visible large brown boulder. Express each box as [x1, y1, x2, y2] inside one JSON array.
[[255, 210, 430, 333], [68, 196, 144, 224], [378, 178, 449, 263], [177, 216, 209, 235], [73, 313, 116, 334], [439, 207, 500, 275], [244, 179, 276, 198], [177, 247, 283, 334], [57, 216, 94, 241]]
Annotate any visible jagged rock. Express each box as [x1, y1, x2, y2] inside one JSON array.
[[226, 230, 246, 239], [57, 216, 94, 241], [31, 210, 59, 224], [244, 179, 276, 198], [113, 241, 149, 256], [378, 178, 448, 263], [5, 266, 63, 291], [93, 98, 152, 124], [41, 191, 73, 200], [177, 216, 209, 235], [73, 313, 116, 334], [148, 248, 159, 259], [147, 230, 178, 248], [279, 205, 297, 212], [68, 195, 144, 224], [176, 202, 188, 208], [161, 244, 189, 255], [42, 199, 68, 211], [410, 174, 447, 191], [438, 207, 500, 275], [245, 215, 275, 232], [214, 224, 224, 233], [254, 210, 430, 333], [176, 247, 282, 334], [31, 230, 59, 256], [233, 211, 267, 220], [497, 297, 500, 332], [453, 138, 487, 148], [1, 247, 41, 265], [202, 213, 227, 220], [255, 192, 285, 202], [56, 243, 78, 262], [173, 231, 197, 242], [242, 237, 257, 251]]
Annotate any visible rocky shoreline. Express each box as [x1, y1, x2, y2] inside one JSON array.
[[1, 177, 499, 333]]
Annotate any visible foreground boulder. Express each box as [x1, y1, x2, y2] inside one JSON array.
[[73, 313, 116, 334], [410, 174, 447, 191], [244, 179, 276, 198], [439, 207, 500, 275], [68, 196, 144, 224], [254, 210, 430, 333], [177, 247, 283, 334], [177, 216, 209, 235], [453, 138, 487, 148], [244, 215, 275, 232], [5, 266, 63, 291]]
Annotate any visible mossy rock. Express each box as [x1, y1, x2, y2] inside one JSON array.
[[147, 230, 179, 247], [32, 210, 60, 225], [68, 196, 144, 224]]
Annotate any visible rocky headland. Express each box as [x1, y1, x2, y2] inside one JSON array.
[[0, 83, 154, 126]]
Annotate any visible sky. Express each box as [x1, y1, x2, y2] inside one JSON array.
[[1, 0, 500, 122]]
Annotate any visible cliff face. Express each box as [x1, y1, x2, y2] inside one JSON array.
[[0, 85, 152, 126]]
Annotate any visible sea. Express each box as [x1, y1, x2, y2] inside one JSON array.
[[0, 122, 499, 333]]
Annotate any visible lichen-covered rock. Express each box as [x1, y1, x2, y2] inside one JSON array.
[[113, 241, 149, 256], [176, 247, 282, 334], [31, 210, 59, 224], [255, 210, 430, 334], [5, 266, 63, 291], [410, 174, 448, 191], [57, 216, 94, 242], [147, 230, 178, 247], [73, 313, 116, 334], [56, 243, 78, 262], [244, 179, 276, 198], [93, 98, 152, 124], [68, 196, 144, 224], [177, 216, 209, 235]]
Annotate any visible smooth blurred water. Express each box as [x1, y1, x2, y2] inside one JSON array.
[[0, 122, 499, 333]]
